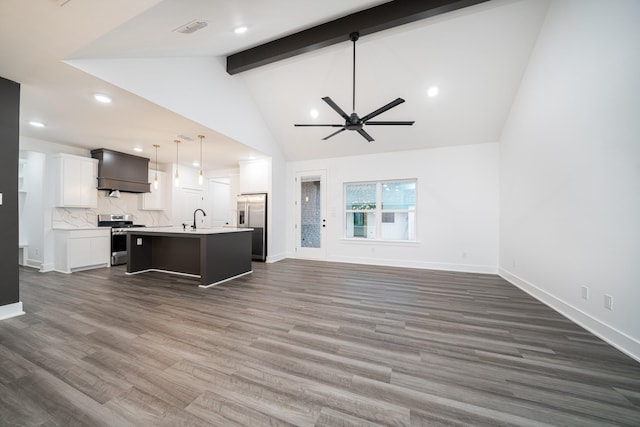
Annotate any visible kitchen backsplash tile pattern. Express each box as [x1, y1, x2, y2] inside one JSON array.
[[53, 191, 170, 228]]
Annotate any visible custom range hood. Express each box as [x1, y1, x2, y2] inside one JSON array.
[[91, 149, 150, 193]]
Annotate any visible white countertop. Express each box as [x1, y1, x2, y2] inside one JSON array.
[[52, 226, 108, 231], [129, 226, 253, 235]]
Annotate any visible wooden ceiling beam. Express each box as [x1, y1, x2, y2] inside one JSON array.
[[226, 0, 489, 75]]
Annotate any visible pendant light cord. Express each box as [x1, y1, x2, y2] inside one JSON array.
[[153, 144, 159, 179], [174, 140, 180, 175]]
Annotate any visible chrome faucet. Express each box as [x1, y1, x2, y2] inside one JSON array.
[[192, 208, 206, 230]]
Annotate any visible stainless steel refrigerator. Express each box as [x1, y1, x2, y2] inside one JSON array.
[[237, 193, 267, 261]]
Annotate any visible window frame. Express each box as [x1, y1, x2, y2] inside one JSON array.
[[344, 179, 417, 242]]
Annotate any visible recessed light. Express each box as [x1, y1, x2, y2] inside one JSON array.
[[192, 162, 200, 167], [427, 86, 439, 97], [133, 147, 143, 153], [94, 93, 112, 104], [29, 121, 45, 128], [234, 26, 247, 34], [310, 109, 319, 118]]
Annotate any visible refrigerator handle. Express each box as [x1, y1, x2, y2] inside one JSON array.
[[246, 205, 250, 226]]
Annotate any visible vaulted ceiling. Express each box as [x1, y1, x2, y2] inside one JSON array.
[[0, 0, 549, 168]]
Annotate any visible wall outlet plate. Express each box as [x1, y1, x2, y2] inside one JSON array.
[[581, 286, 589, 300], [136, 238, 143, 246], [604, 294, 613, 310]]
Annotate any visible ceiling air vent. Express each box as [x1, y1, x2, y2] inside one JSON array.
[[173, 20, 208, 34], [52, 0, 72, 6]]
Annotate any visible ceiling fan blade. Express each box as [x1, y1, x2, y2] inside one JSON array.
[[322, 97, 350, 121], [357, 128, 374, 142], [322, 127, 346, 140], [361, 98, 405, 122], [365, 121, 415, 125], [294, 124, 344, 127]]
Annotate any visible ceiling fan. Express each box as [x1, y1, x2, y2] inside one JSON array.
[[294, 32, 414, 142]]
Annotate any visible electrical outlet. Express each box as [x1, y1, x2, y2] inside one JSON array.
[[604, 294, 613, 310], [462, 252, 468, 259], [581, 286, 589, 300], [136, 238, 143, 246]]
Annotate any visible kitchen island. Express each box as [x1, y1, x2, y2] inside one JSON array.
[[126, 227, 253, 288]]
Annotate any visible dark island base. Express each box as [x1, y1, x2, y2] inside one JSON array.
[[126, 230, 253, 287]]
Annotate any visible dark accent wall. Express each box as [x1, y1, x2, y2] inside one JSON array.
[[0, 76, 20, 306]]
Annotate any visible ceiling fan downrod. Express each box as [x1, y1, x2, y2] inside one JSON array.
[[350, 31, 359, 113]]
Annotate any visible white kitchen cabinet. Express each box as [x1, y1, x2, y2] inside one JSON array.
[[52, 153, 98, 208], [140, 170, 166, 210], [54, 228, 110, 273]]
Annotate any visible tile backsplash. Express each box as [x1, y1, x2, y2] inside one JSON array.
[[52, 191, 171, 228]]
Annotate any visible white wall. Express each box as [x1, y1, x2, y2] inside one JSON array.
[[499, 0, 640, 359], [287, 143, 500, 273]]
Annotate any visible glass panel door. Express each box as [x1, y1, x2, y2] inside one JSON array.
[[295, 170, 326, 259]]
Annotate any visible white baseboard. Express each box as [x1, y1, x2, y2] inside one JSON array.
[[0, 302, 25, 320], [285, 253, 496, 274], [327, 255, 497, 274], [499, 268, 640, 363], [25, 258, 43, 270], [40, 262, 54, 273], [22, 260, 42, 270], [266, 252, 287, 263]]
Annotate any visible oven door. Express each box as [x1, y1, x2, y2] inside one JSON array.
[[111, 231, 128, 265]]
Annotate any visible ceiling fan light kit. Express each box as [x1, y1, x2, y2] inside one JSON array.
[[295, 32, 414, 142]]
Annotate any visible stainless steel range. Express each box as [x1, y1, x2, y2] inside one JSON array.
[[97, 214, 146, 265]]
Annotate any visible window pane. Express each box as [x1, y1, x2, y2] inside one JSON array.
[[300, 179, 321, 248], [381, 181, 415, 210], [381, 212, 412, 240], [345, 183, 376, 211], [345, 212, 376, 238]]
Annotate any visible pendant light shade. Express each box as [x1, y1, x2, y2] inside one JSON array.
[[153, 144, 160, 189], [174, 139, 181, 187], [197, 134, 205, 185]]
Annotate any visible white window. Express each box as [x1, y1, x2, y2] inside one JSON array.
[[344, 179, 416, 241]]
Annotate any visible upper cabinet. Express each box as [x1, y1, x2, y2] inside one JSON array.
[[239, 158, 270, 194], [52, 153, 98, 208], [140, 169, 166, 210]]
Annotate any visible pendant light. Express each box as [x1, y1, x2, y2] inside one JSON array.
[[197, 134, 205, 185], [174, 139, 181, 187], [153, 144, 160, 189]]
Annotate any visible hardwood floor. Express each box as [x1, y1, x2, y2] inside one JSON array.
[[1, 260, 639, 426]]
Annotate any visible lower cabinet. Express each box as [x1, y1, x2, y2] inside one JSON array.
[[54, 229, 110, 273]]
